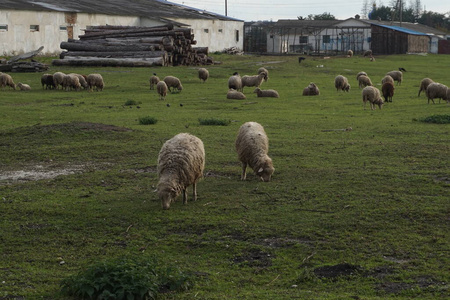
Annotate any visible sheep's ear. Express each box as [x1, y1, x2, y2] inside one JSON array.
[[258, 167, 263, 173]]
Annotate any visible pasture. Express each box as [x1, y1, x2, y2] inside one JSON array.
[[0, 53, 449, 299]]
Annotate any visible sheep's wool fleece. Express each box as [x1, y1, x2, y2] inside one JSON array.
[[235, 122, 270, 169]]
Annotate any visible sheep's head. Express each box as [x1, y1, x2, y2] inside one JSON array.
[[374, 98, 384, 109], [253, 88, 261, 94], [158, 184, 179, 210], [256, 157, 275, 182], [344, 84, 351, 92]]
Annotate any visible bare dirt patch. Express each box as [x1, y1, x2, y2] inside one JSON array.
[[0, 164, 87, 185]]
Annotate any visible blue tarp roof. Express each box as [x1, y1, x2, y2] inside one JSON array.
[[376, 24, 428, 36]]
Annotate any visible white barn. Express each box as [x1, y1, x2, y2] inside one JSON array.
[[0, 0, 244, 56]]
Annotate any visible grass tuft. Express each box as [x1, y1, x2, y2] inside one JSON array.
[[198, 117, 231, 126], [139, 116, 158, 125], [416, 114, 450, 124], [124, 99, 141, 106]]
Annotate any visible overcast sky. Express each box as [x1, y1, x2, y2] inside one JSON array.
[[166, 0, 449, 21]]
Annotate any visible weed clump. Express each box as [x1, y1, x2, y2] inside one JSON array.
[[124, 100, 141, 106], [139, 116, 158, 125], [416, 114, 450, 124], [198, 118, 230, 126]]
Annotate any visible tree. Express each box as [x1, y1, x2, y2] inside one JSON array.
[[419, 11, 450, 31], [307, 12, 336, 20], [369, 5, 393, 21]]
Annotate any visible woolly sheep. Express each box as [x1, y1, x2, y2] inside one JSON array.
[[253, 87, 279, 98], [69, 73, 88, 89], [198, 68, 209, 83], [302, 82, 320, 96], [381, 75, 394, 85], [358, 75, 373, 88], [227, 89, 246, 100], [381, 82, 395, 103], [356, 71, 367, 81], [41, 74, 56, 90], [17, 82, 31, 91], [0, 73, 16, 90], [418, 78, 434, 97], [163, 76, 183, 93], [363, 50, 372, 57], [425, 82, 448, 104], [257, 67, 269, 81], [87, 73, 104, 91], [335, 75, 351, 92], [53, 72, 66, 89], [235, 122, 274, 182], [157, 133, 205, 210], [347, 50, 353, 57], [241, 72, 266, 91], [228, 73, 242, 92], [362, 86, 384, 110], [386, 70, 403, 85], [149, 73, 160, 90], [62, 74, 81, 91], [156, 81, 168, 101]]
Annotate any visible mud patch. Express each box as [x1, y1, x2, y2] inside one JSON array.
[[314, 263, 362, 279], [233, 248, 274, 268], [0, 164, 87, 185]]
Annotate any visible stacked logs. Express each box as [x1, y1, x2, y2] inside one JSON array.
[[52, 24, 212, 67]]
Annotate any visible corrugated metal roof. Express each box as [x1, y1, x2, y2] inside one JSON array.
[[374, 24, 428, 35], [363, 20, 446, 36]]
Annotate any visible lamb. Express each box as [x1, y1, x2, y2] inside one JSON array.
[[69, 73, 89, 89], [362, 86, 384, 110], [228, 72, 242, 92], [157, 133, 205, 210], [62, 74, 81, 91], [156, 81, 168, 101], [241, 72, 266, 91], [235, 122, 274, 182], [356, 71, 367, 81], [163, 76, 183, 93], [425, 82, 448, 104], [302, 82, 320, 96], [17, 82, 31, 91], [198, 68, 209, 83], [381, 75, 394, 85], [386, 70, 403, 85], [227, 89, 246, 100], [253, 87, 279, 98], [363, 50, 372, 57], [53, 72, 66, 89], [86, 73, 104, 91], [149, 73, 160, 90], [418, 78, 434, 97], [0, 73, 16, 90], [347, 50, 353, 57], [381, 82, 395, 102], [257, 67, 269, 81], [335, 75, 351, 92], [358, 75, 373, 88]]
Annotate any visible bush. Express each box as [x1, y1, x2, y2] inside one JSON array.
[[198, 118, 230, 126], [416, 114, 450, 124], [139, 116, 158, 125], [60, 256, 193, 299], [124, 100, 141, 106]]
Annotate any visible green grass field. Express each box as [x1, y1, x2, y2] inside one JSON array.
[[1, 53, 449, 299]]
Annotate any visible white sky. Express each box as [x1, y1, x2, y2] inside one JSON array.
[[166, 0, 449, 21]]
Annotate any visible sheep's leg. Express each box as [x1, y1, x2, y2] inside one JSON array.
[[182, 189, 188, 204], [241, 162, 247, 180], [192, 183, 197, 201]]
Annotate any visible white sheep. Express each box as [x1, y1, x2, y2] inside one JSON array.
[[86, 73, 104, 91], [418, 78, 434, 97], [156, 81, 168, 101], [17, 82, 31, 91], [198, 68, 209, 83], [62, 74, 81, 91], [253, 87, 279, 98], [347, 50, 353, 57], [335, 75, 350, 92], [235, 122, 274, 182], [0, 73, 16, 90], [69, 73, 89, 89], [358, 75, 373, 89], [257, 67, 269, 81], [241, 72, 266, 91], [381, 75, 394, 85], [157, 133, 205, 210], [302, 82, 320, 96], [386, 70, 403, 85], [163, 76, 183, 93], [149, 73, 160, 90], [228, 72, 242, 92], [53, 72, 66, 90], [227, 89, 246, 100], [425, 82, 448, 104], [362, 86, 384, 110]]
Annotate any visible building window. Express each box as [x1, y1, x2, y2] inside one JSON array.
[[218, 29, 223, 33], [323, 35, 331, 43], [0, 24, 7, 31], [299, 36, 308, 44], [235, 30, 239, 42], [204, 29, 209, 33], [60, 26, 67, 31], [30, 25, 39, 32]]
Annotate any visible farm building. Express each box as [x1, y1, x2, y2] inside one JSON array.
[[0, 0, 244, 56]]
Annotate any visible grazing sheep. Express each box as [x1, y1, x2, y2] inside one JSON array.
[[235, 122, 274, 182], [198, 68, 209, 83], [257, 67, 269, 81], [358, 75, 373, 88], [381, 82, 395, 102], [163, 76, 183, 93], [228, 72, 242, 92], [241, 72, 266, 91], [335, 75, 351, 92], [253, 87, 279, 98], [381, 75, 394, 85], [370, 55, 376, 62], [149, 73, 160, 90], [157, 133, 205, 210], [347, 50, 353, 57], [356, 71, 367, 81], [363, 50, 372, 57], [42, 74, 56, 90], [53, 72, 66, 90], [86, 73, 104, 91], [386, 70, 403, 85], [425, 82, 448, 104], [69, 73, 89, 89], [156, 81, 168, 101], [302, 82, 320, 96], [17, 82, 31, 91], [418, 78, 434, 97], [62, 74, 81, 91], [362, 86, 384, 110], [227, 89, 246, 100], [0, 73, 16, 90]]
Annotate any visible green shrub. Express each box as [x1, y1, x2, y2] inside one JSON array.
[[416, 114, 450, 124], [139, 116, 158, 125], [198, 117, 230, 126], [60, 256, 193, 299], [124, 100, 141, 106]]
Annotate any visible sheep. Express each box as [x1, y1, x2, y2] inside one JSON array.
[[386, 70, 403, 85], [356, 71, 367, 81], [53, 72, 66, 90], [163, 76, 183, 93], [156, 81, 168, 101], [0, 73, 16, 90], [149, 73, 160, 90], [241, 72, 266, 91], [446, 89, 450, 104], [86, 73, 104, 91], [302, 82, 320, 96], [362, 86, 384, 110], [418, 78, 434, 97], [235, 122, 274, 182], [62, 74, 81, 91], [157, 133, 205, 210], [227, 89, 246, 100], [228, 72, 242, 92], [257, 67, 269, 81], [363, 50, 372, 57], [17, 82, 31, 91], [425, 82, 448, 104], [335, 75, 351, 92], [347, 50, 353, 57], [41, 74, 56, 90], [381, 75, 394, 85], [381, 82, 395, 103], [198, 68, 209, 83], [69, 73, 89, 89], [253, 87, 279, 98], [358, 75, 373, 88]]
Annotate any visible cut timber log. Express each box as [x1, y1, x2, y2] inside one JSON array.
[[52, 57, 166, 67], [60, 42, 161, 52], [60, 51, 168, 59]]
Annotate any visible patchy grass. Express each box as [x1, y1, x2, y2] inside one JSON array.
[[198, 117, 231, 126], [416, 114, 450, 124], [0, 54, 449, 299]]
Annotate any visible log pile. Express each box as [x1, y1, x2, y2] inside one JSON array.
[[0, 46, 49, 72], [52, 25, 214, 67]]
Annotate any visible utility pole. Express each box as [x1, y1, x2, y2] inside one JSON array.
[[225, 0, 227, 16]]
